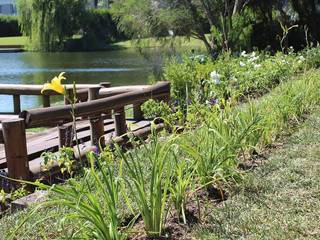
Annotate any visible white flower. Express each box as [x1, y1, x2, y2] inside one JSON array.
[[241, 51, 247, 57], [251, 52, 256, 57], [297, 55, 305, 64], [248, 56, 259, 62], [214, 79, 221, 85], [240, 61, 246, 67], [168, 30, 174, 36], [210, 71, 220, 80], [254, 64, 261, 69]]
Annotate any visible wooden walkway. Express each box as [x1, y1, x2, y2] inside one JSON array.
[[0, 81, 170, 182], [0, 116, 156, 178]]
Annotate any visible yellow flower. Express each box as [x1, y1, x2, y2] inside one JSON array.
[[41, 72, 66, 95]]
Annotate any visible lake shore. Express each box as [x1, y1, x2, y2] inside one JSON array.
[[0, 36, 206, 52]]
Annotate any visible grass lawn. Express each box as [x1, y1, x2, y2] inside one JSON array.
[[0, 35, 205, 51], [189, 108, 320, 239], [0, 36, 27, 46], [113, 36, 205, 50]]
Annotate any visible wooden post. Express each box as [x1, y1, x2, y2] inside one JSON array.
[[42, 95, 50, 108], [114, 107, 127, 136], [58, 124, 73, 148], [99, 82, 112, 118], [133, 103, 144, 120], [100, 82, 111, 88], [13, 94, 21, 114], [90, 118, 105, 147], [89, 87, 105, 147], [2, 118, 29, 180], [64, 88, 74, 105]]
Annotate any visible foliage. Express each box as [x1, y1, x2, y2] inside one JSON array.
[[0, 16, 21, 37], [17, 0, 87, 51], [111, 0, 254, 56], [115, 129, 175, 237], [3, 65, 320, 239], [164, 47, 319, 108], [41, 147, 75, 175], [141, 99, 183, 125]]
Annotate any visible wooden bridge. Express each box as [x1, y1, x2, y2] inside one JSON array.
[[0, 81, 170, 184]]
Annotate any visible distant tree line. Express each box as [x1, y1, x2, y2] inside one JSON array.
[[15, 0, 320, 53], [112, 0, 320, 56]]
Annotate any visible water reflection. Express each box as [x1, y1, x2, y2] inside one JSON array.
[[0, 49, 159, 112]]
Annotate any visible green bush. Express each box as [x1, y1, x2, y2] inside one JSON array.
[[0, 15, 21, 37], [164, 48, 320, 107]]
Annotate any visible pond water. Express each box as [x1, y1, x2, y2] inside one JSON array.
[[0, 49, 163, 112]]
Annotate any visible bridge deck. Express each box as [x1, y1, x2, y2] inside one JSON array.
[[0, 117, 155, 178]]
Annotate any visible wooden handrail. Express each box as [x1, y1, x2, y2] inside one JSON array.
[[0, 84, 99, 96], [20, 82, 170, 128], [0, 84, 150, 96]]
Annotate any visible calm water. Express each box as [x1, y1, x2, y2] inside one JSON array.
[[0, 49, 162, 112]]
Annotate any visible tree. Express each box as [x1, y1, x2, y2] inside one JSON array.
[[111, 0, 254, 57], [290, 0, 320, 44], [17, 0, 87, 51]]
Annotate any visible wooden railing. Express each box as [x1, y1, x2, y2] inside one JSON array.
[[0, 82, 153, 114], [0, 81, 170, 181]]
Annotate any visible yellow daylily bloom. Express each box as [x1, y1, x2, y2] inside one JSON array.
[[41, 72, 66, 95]]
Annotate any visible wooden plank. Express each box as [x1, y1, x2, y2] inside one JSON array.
[[13, 95, 21, 114], [20, 82, 170, 128]]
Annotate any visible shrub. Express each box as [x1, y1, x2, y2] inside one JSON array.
[[0, 15, 21, 37], [163, 48, 319, 108]]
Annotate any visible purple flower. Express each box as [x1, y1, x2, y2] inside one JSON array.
[[206, 98, 219, 106]]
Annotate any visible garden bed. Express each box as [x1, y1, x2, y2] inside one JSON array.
[[1, 48, 320, 239]]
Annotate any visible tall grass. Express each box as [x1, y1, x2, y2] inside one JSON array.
[[115, 129, 177, 237]]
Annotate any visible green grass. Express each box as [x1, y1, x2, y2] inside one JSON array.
[[113, 36, 205, 50], [0, 35, 205, 51], [190, 108, 320, 239], [0, 36, 27, 46]]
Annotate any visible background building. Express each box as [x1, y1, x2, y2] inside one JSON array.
[[0, 0, 16, 15]]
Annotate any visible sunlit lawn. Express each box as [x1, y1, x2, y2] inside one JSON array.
[[0, 35, 206, 51], [0, 36, 27, 46]]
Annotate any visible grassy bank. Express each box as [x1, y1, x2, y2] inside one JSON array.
[[2, 67, 320, 239], [0, 36, 27, 46], [191, 107, 320, 239]]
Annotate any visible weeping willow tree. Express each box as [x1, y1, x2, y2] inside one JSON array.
[[17, 0, 87, 51]]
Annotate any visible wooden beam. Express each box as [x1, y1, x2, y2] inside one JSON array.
[[58, 124, 73, 148], [114, 107, 127, 137], [88, 87, 105, 147], [2, 118, 29, 180], [133, 103, 144, 120], [100, 82, 111, 88], [42, 95, 50, 108], [13, 94, 21, 114], [0, 127, 3, 144]]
